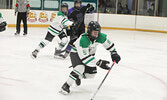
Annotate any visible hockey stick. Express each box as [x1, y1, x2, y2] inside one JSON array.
[[90, 61, 116, 100]]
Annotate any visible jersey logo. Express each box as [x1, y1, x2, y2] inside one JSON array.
[[107, 40, 111, 44], [83, 50, 87, 55], [76, 13, 83, 23]]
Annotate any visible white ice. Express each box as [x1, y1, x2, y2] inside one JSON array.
[[0, 27, 167, 100]]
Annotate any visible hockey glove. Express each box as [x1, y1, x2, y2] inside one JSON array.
[[111, 51, 121, 64], [86, 3, 91, 8], [0, 22, 7, 32], [0, 22, 7, 27], [71, 21, 78, 27], [70, 21, 78, 33], [96, 59, 110, 70], [86, 4, 94, 13]]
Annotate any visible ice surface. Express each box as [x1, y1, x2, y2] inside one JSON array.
[[0, 27, 167, 100]]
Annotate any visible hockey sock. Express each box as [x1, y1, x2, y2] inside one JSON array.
[[66, 65, 85, 86], [58, 42, 66, 50], [36, 40, 49, 51]]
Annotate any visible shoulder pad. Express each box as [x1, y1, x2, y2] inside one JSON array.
[[95, 33, 107, 43], [80, 33, 90, 48], [57, 11, 65, 17]]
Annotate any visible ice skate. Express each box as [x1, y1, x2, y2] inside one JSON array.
[[23, 33, 27, 36], [14, 32, 20, 36], [31, 49, 39, 59], [54, 47, 66, 59], [75, 78, 81, 86], [59, 82, 70, 95]]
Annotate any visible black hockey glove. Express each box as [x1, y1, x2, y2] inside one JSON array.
[[0, 22, 7, 32], [87, 3, 91, 8], [72, 21, 78, 27], [0, 22, 7, 27], [86, 4, 94, 13], [96, 59, 110, 70], [111, 51, 121, 64], [71, 21, 78, 32]]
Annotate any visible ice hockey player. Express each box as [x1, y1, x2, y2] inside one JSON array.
[[60, 21, 121, 94], [54, 0, 95, 59], [31, 3, 73, 58], [0, 12, 7, 32], [68, 0, 94, 38]]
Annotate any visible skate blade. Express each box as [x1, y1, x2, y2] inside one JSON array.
[[59, 89, 70, 95]]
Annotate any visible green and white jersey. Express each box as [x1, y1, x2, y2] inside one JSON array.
[[72, 32, 116, 67], [48, 11, 73, 36], [0, 13, 6, 24]]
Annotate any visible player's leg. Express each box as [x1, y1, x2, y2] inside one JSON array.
[[59, 28, 85, 59], [58, 32, 68, 50], [67, 52, 85, 86], [22, 12, 27, 35], [83, 65, 97, 79], [31, 31, 55, 58], [15, 13, 21, 35], [61, 65, 85, 94], [60, 52, 85, 94], [54, 31, 69, 58], [56, 37, 77, 59]]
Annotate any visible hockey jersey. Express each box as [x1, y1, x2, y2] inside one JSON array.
[[68, 5, 89, 32], [71, 33, 116, 67], [48, 11, 73, 36]]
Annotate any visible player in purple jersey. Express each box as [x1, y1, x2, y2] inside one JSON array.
[[54, 0, 94, 59]]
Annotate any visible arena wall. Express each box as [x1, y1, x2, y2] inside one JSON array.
[[1, 9, 167, 33]]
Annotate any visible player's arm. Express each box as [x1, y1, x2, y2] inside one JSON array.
[[61, 16, 73, 26], [80, 4, 94, 13], [86, 4, 94, 13], [26, 2, 30, 15], [67, 8, 75, 22], [15, 1, 19, 15], [101, 33, 121, 63], [102, 34, 116, 52]]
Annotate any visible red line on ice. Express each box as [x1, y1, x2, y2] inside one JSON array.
[[0, 76, 28, 83], [0, 82, 13, 86], [120, 64, 167, 100]]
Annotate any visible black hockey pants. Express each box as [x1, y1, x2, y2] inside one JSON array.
[[16, 12, 27, 34]]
